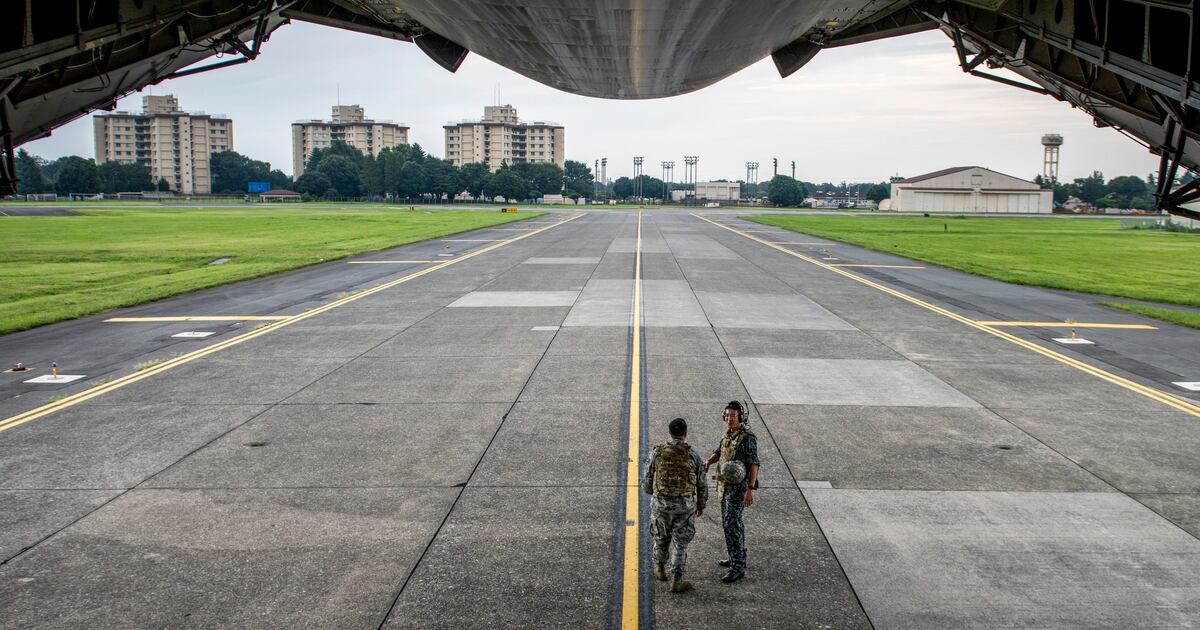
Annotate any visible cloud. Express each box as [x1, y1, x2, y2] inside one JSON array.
[[21, 24, 1158, 184]]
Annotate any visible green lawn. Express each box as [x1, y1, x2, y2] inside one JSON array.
[[0, 207, 542, 334], [745, 215, 1200, 307]]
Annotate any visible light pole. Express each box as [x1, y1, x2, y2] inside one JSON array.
[[791, 160, 796, 180], [632, 156, 644, 201], [594, 159, 599, 200], [601, 157, 607, 199], [684, 155, 698, 205], [662, 160, 674, 204]]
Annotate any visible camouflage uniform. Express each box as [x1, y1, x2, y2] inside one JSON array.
[[641, 438, 708, 583], [713, 427, 759, 572]]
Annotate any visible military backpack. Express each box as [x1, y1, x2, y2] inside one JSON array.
[[652, 441, 697, 497]]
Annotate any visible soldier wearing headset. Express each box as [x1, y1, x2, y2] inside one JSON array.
[[703, 400, 759, 583]]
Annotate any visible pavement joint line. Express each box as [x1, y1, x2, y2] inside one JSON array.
[[830, 264, 926, 269], [373, 214, 596, 630], [670, 218, 876, 625], [103, 316, 291, 322], [0, 213, 585, 434], [441, 238, 500, 242], [620, 211, 643, 630], [976, 321, 1157, 329], [346, 260, 438, 264], [692, 213, 1200, 419]]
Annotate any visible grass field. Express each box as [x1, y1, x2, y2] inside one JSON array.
[[0, 206, 542, 334], [745, 215, 1200, 310]]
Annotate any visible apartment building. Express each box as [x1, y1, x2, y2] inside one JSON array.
[[93, 94, 232, 195], [291, 105, 408, 176], [444, 105, 565, 172]]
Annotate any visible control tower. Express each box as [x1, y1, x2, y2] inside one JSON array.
[[1042, 134, 1063, 182]]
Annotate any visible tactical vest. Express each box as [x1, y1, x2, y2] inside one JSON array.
[[718, 428, 755, 494], [719, 427, 754, 464], [652, 441, 697, 497]]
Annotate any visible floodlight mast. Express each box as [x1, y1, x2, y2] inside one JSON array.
[[662, 161, 674, 204], [684, 155, 699, 205], [633, 156, 644, 201]]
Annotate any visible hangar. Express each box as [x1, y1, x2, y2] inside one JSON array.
[[887, 166, 1053, 214]]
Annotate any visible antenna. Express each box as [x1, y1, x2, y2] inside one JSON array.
[[337, 83, 340, 106]]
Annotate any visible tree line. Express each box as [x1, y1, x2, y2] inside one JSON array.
[[294, 142, 595, 202], [14, 150, 169, 194], [15, 144, 1172, 210], [12, 148, 291, 195], [1033, 172, 1182, 210]]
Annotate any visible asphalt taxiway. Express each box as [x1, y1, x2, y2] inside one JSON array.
[[2, 209, 1199, 629]]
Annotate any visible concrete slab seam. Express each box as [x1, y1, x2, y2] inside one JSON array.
[[0, 214, 586, 434], [693, 214, 1200, 419], [669, 215, 877, 624]]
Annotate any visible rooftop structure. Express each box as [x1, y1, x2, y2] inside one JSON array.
[[291, 105, 409, 176], [444, 105, 564, 172], [93, 94, 231, 195]]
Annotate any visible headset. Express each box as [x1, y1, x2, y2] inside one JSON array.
[[723, 400, 750, 427]]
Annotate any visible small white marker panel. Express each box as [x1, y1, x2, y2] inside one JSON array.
[[796, 480, 833, 489], [437, 254, 455, 257], [531, 326, 560, 331], [1053, 337, 1095, 345], [172, 331, 215, 338], [1173, 382, 1200, 392], [25, 374, 86, 384]]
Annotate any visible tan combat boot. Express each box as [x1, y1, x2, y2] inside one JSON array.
[[653, 566, 668, 581], [670, 580, 693, 593]]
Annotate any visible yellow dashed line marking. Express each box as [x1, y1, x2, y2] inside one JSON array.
[[105, 316, 290, 322], [347, 260, 438, 264], [0, 214, 585, 434], [977, 321, 1158, 329], [693, 213, 1200, 419], [830, 264, 926, 269]]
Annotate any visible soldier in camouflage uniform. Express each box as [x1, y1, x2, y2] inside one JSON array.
[[641, 417, 708, 593], [704, 401, 760, 584]]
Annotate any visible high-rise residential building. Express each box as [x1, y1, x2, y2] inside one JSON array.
[[93, 94, 232, 195], [291, 105, 409, 176], [444, 105, 565, 172]]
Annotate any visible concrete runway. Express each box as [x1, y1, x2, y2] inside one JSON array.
[[2, 209, 1200, 629]]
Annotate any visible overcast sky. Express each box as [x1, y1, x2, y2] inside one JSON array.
[[24, 21, 1160, 183]]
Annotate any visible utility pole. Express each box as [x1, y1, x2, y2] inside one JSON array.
[[791, 160, 796, 179], [594, 159, 599, 199], [773, 158, 778, 177]]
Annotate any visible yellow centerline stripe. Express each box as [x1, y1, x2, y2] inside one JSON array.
[[977, 321, 1158, 330], [621, 212, 643, 629], [0, 213, 585, 434], [692, 213, 1200, 418], [104, 316, 291, 322]]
